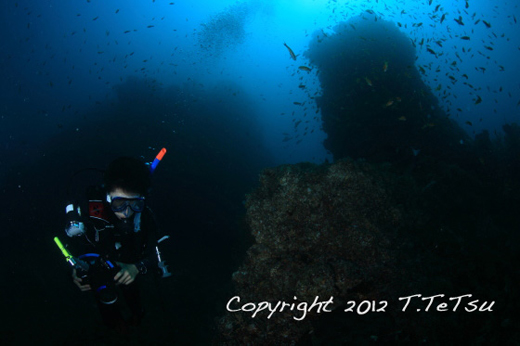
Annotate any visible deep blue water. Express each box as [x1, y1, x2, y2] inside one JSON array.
[[0, 0, 519, 344]]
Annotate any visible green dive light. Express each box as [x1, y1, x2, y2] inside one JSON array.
[[54, 236, 89, 271], [54, 236, 74, 265]]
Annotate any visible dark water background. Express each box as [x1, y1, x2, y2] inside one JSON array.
[[1, 0, 519, 344]]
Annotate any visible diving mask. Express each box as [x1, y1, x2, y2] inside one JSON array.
[[107, 195, 145, 213]]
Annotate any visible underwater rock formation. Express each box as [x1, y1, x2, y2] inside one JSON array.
[[214, 13, 520, 346], [305, 15, 471, 166], [217, 159, 410, 344]]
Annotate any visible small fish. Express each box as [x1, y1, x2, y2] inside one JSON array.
[[383, 100, 394, 107], [466, 121, 473, 126], [454, 16, 464, 26], [383, 61, 388, 72], [364, 77, 373, 86], [398, 116, 406, 121], [474, 95, 482, 104], [440, 13, 446, 24], [298, 66, 312, 72], [461, 36, 470, 40], [284, 43, 297, 60], [482, 20, 491, 28]]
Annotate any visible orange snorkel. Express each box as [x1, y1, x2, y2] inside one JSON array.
[[150, 148, 167, 173]]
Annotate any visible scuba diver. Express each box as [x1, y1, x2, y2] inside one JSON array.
[[58, 151, 170, 334]]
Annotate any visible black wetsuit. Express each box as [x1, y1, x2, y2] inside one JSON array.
[[67, 193, 159, 330], [80, 205, 159, 271]]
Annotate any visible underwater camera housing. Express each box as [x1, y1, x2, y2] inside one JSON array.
[[79, 254, 120, 305]]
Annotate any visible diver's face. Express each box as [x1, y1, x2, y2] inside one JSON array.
[[109, 187, 141, 220]]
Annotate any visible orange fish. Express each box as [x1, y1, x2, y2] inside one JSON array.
[[364, 77, 373, 86], [383, 100, 394, 107], [383, 61, 388, 72], [283, 42, 296, 60]]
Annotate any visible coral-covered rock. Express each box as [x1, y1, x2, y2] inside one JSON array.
[[305, 15, 471, 167], [217, 159, 407, 344]]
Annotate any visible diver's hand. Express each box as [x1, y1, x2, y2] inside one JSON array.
[[114, 262, 139, 285], [72, 268, 91, 291]]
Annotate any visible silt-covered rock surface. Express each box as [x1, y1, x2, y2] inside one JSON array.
[[217, 160, 416, 344], [216, 14, 520, 345]]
